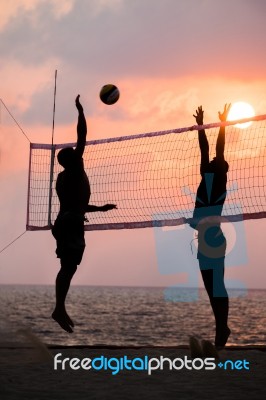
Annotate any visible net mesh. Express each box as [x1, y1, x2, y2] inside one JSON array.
[[26, 115, 266, 231]]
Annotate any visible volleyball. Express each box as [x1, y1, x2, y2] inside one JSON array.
[[99, 84, 120, 105]]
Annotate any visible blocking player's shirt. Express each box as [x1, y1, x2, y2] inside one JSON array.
[[195, 158, 229, 209]]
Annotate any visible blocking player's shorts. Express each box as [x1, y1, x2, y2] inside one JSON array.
[[52, 212, 85, 265], [197, 224, 226, 270]]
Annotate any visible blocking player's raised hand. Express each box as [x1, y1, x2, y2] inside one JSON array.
[[193, 106, 204, 125], [218, 103, 231, 122]]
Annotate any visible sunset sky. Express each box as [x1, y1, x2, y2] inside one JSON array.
[[0, 0, 266, 289]]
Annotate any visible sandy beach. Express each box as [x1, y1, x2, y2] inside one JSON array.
[[1, 344, 266, 400]]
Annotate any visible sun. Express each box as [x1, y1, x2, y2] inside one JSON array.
[[228, 101, 255, 129]]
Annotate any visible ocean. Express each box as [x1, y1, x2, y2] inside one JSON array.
[[0, 285, 265, 347]]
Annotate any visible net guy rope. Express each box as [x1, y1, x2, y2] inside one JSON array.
[[0, 70, 57, 255], [0, 99, 31, 255], [26, 114, 266, 231]]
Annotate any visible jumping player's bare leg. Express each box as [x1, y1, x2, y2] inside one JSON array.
[[52, 259, 77, 333]]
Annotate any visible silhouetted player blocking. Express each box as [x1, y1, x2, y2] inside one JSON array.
[[52, 95, 117, 333], [191, 104, 231, 348]]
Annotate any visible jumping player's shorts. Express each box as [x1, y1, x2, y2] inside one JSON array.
[[52, 212, 85, 265], [197, 224, 226, 270]]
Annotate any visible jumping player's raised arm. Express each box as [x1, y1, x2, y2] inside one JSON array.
[[193, 106, 209, 174], [216, 103, 231, 160], [75, 95, 87, 159]]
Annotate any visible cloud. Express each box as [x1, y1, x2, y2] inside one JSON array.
[[0, 0, 75, 31], [0, 0, 37, 31], [0, 0, 265, 133], [0, 0, 265, 81]]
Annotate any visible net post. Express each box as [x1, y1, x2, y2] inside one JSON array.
[[48, 145, 56, 228], [26, 143, 33, 230]]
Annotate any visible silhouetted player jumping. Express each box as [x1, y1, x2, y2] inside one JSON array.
[[192, 104, 231, 347], [52, 95, 116, 333]]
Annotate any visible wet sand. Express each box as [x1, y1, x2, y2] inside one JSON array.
[[1, 344, 265, 400]]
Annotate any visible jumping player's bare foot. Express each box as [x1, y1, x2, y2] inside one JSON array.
[[52, 310, 73, 333], [215, 326, 231, 348], [65, 312, 74, 328], [65, 312, 75, 328]]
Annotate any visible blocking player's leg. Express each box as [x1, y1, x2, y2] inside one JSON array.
[[199, 264, 230, 347]]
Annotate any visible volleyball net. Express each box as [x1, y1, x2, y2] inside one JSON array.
[[26, 115, 266, 231]]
